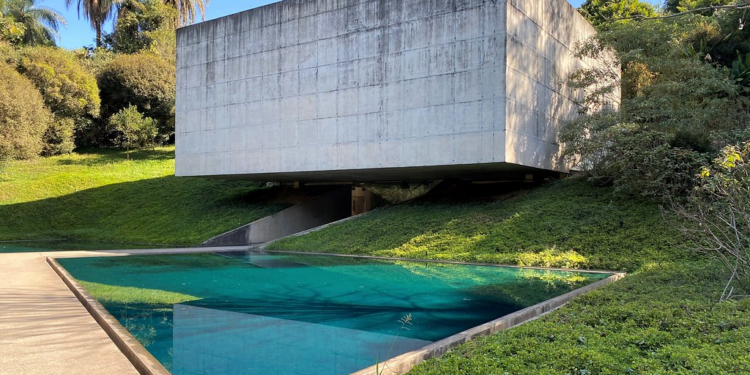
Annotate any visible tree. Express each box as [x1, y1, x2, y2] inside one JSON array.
[[162, 0, 207, 27], [579, 0, 659, 28], [18, 46, 100, 120], [560, 16, 749, 199], [0, 61, 50, 161], [665, 0, 737, 14], [97, 52, 175, 142], [109, 104, 157, 159], [16, 47, 100, 154], [105, 0, 176, 60], [1, 0, 66, 46], [0, 7, 25, 43], [65, 0, 117, 47]]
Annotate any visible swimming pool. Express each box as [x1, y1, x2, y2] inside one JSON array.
[[58, 251, 611, 374]]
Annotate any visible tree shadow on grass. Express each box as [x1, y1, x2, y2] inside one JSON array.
[[0, 175, 294, 248]]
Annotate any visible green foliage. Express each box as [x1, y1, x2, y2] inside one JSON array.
[[97, 52, 175, 143], [109, 105, 157, 158], [730, 52, 750, 87], [1, 0, 65, 46], [563, 15, 750, 199], [665, 0, 736, 14], [0, 61, 50, 161], [410, 262, 750, 375], [105, 0, 176, 61], [560, 119, 708, 198], [579, 0, 658, 28], [17, 46, 100, 119], [0, 9, 24, 43], [0, 147, 291, 245], [42, 116, 75, 156], [270, 180, 692, 272], [671, 143, 750, 298], [269, 181, 748, 373]]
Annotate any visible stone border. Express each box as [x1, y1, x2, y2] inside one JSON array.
[[46, 257, 170, 375], [350, 272, 625, 375]]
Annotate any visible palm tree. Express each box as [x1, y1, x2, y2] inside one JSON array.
[[2, 0, 66, 45], [64, 0, 117, 47], [162, 0, 208, 27]]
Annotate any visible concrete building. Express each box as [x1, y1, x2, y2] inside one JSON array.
[[175, 0, 605, 183]]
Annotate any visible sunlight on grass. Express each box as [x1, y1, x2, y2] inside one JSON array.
[[79, 280, 200, 305], [516, 247, 588, 269], [0, 147, 175, 204], [0, 147, 290, 245]]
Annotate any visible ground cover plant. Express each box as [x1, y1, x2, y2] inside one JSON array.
[[269, 180, 750, 374], [0, 147, 292, 247]]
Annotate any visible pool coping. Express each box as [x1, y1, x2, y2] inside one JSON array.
[[47, 257, 171, 375], [46, 246, 625, 375], [351, 272, 625, 375]]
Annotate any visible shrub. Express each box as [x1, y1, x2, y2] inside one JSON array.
[[0, 61, 49, 161], [671, 143, 750, 300], [17, 46, 100, 120], [98, 52, 175, 142], [109, 105, 157, 159], [561, 118, 708, 198], [41, 117, 75, 156]]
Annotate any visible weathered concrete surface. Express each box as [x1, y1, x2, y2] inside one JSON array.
[[203, 187, 351, 246], [0, 252, 138, 375], [175, 0, 608, 181]]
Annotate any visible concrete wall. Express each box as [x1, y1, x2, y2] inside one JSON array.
[[175, 0, 601, 181], [203, 187, 351, 246], [503, 0, 596, 171]]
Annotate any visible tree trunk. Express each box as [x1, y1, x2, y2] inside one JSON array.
[[96, 25, 102, 48]]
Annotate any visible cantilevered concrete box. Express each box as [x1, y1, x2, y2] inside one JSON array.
[[175, 0, 601, 182]]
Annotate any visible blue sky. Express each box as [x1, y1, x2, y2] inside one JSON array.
[[46, 0, 662, 50]]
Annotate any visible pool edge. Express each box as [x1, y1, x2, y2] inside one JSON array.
[[46, 257, 171, 375], [350, 272, 626, 375], [47, 250, 624, 375]]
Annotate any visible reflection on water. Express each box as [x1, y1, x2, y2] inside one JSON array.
[[59, 251, 610, 375]]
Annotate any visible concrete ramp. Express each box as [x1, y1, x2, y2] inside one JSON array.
[[203, 188, 351, 246]]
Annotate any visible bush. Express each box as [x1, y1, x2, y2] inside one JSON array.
[[41, 117, 75, 156], [97, 52, 175, 142], [17, 46, 100, 120], [0, 61, 50, 161], [671, 143, 750, 300], [109, 105, 157, 158], [561, 118, 708, 198]]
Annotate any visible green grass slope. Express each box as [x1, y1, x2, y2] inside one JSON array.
[[0, 147, 290, 246], [270, 180, 750, 374], [269, 181, 691, 272]]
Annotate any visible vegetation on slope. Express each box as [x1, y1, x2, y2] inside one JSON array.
[[269, 180, 693, 272], [0, 147, 290, 246], [269, 180, 750, 374]]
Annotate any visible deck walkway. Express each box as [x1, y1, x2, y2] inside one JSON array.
[[0, 246, 252, 375]]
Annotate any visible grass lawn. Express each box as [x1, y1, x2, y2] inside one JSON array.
[[0, 147, 292, 247], [269, 180, 750, 374]]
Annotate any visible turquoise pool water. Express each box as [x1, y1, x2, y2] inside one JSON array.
[[59, 252, 610, 375]]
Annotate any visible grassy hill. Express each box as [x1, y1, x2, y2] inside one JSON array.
[[0, 147, 292, 247], [269, 180, 750, 374]]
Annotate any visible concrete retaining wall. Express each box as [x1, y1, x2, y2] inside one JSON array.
[[203, 187, 351, 246]]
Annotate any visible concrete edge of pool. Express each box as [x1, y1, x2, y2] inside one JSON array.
[[46, 257, 171, 375], [46, 247, 625, 375], [352, 272, 625, 375]]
